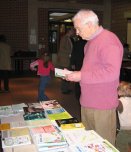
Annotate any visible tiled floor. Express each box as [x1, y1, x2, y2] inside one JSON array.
[[0, 76, 130, 152]]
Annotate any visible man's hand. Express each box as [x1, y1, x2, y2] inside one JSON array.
[[65, 70, 81, 82]]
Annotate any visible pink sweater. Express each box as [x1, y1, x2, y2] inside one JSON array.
[[30, 59, 54, 76], [80, 27, 123, 109]]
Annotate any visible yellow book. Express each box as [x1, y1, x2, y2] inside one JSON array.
[[61, 122, 85, 130], [0, 123, 10, 131]]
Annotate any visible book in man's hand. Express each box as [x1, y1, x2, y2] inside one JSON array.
[[55, 68, 72, 78]]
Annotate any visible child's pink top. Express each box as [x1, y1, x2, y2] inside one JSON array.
[[30, 59, 54, 76]]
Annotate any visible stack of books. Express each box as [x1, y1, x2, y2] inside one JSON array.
[[29, 124, 68, 151]]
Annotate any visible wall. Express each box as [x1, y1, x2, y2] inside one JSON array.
[[0, 0, 112, 55], [111, 0, 131, 44], [0, 0, 28, 54]]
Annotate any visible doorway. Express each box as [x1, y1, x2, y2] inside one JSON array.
[[48, 11, 76, 54], [127, 19, 131, 50]]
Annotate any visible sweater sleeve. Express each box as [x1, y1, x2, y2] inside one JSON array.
[[30, 60, 39, 70], [81, 45, 123, 84]]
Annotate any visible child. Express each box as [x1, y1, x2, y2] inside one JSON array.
[[30, 52, 54, 102], [128, 142, 131, 152]]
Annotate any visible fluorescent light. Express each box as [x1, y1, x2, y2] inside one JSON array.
[[64, 19, 72, 22], [50, 13, 69, 17]]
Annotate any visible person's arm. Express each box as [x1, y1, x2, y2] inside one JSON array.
[[30, 60, 38, 71], [66, 45, 123, 83]]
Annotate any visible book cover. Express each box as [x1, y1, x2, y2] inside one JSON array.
[[25, 119, 52, 127], [60, 122, 85, 130], [10, 121, 27, 129], [30, 125, 67, 147], [0, 123, 10, 131], [62, 130, 104, 146], [0, 105, 15, 117], [68, 141, 120, 152], [40, 100, 61, 110], [46, 111, 72, 120], [11, 103, 28, 112], [0, 113, 25, 124], [23, 111, 46, 120], [27, 102, 43, 109], [45, 107, 65, 115], [55, 117, 79, 127], [23, 106, 44, 113], [1, 127, 32, 148]]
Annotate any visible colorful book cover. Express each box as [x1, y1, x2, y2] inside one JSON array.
[[55, 117, 79, 126], [23, 111, 46, 120], [23, 106, 44, 113], [40, 100, 61, 110], [30, 125, 67, 147], [45, 107, 65, 115], [62, 130, 104, 146], [46, 111, 72, 120], [0, 123, 10, 131], [27, 102, 43, 109], [60, 122, 85, 130], [1, 127, 32, 148]]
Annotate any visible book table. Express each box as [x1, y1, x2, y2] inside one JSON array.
[[0, 101, 120, 152]]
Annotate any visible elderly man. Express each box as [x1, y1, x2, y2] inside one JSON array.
[[65, 9, 123, 145]]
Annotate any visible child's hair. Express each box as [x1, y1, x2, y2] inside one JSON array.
[[41, 52, 50, 68]]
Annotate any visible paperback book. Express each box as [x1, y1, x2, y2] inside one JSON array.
[[27, 102, 43, 109], [0, 123, 10, 131], [30, 125, 68, 148], [62, 129, 104, 146], [46, 111, 72, 120], [23, 106, 44, 113], [11, 103, 28, 112], [23, 111, 46, 120], [55, 117, 79, 127], [60, 122, 85, 130], [45, 107, 66, 115], [55, 68, 72, 78], [40, 100, 61, 110], [1, 127, 32, 148], [25, 119, 52, 127]]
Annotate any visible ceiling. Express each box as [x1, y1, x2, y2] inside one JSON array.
[[49, 12, 75, 22]]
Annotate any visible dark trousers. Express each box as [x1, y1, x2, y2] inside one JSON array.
[[0, 70, 9, 91]]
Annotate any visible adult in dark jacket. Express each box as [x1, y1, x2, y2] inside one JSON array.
[[70, 36, 86, 100], [0, 35, 11, 92]]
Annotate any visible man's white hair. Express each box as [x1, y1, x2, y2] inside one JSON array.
[[73, 9, 99, 25]]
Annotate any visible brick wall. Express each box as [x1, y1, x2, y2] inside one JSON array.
[[38, 8, 49, 53], [0, 0, 28, 54], [111, 0, 131, 44]]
